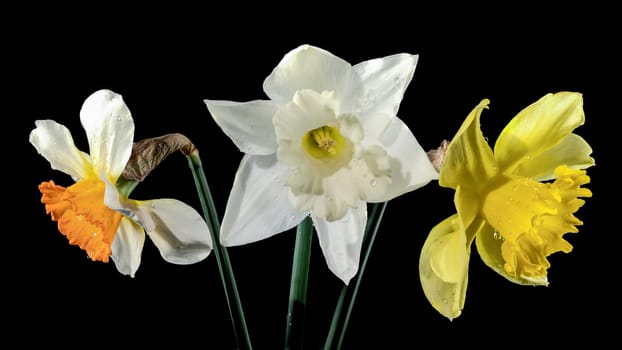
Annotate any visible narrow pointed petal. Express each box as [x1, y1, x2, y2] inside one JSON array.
[[29, 120, 92, 180], [204, 99, 278, 155], [352, 54, 418, 137], [263, 44, 355, 103], [111, 218, 145, 277], [312, 204, 367, 285], [440, 99, 497, 191], [454, 185, 481, 234], [220, 154, 308, 246], [140, 199, 212, 265], [419, 214, 469, 320], [373, 117, 438, 201], [495, 92, 585, 173], [512, 133, 595, 181], [80, 89, 134, 180]]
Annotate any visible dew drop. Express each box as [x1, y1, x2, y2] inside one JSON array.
[[512, 185, 519, 191], [493, 231, 504, 241], [370, 178, 377, 187]]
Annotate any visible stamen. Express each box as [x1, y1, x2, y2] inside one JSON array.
[[302, 125, 345, 160]]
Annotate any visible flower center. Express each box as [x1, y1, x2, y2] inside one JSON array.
[[39, 179, 122, 263], [302, 125, 345, 160]]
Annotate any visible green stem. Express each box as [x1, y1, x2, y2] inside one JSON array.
[[285, 216, 314, 350], [324, 202, 388, 350], [187, 150, 252, 350], [323, 287, 347, 350]]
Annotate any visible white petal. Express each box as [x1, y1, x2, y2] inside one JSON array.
[[352, 54, 418, 138], [288, 166, 360, 222], [102, 173, 155, 231], [313, 204, 367, 285], [29, 120, 92, 181], [111, 218, 145, 277], [204, 99, 278, 155], [140, 199, 212, 264], [263, 44, 355, 103], [80, 89, 134, 180], [220, 154, 308, 246], [351, 145, 392, 203], [374, 117, 438, 201]]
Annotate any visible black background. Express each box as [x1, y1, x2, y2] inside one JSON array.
[[6, 5, 618, 349]]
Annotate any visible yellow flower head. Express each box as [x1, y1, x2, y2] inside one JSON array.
[[419, 92, 594, 319]]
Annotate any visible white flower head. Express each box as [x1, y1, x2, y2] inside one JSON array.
[[30, 89, 212, 277], [205, 45, 438, 284]]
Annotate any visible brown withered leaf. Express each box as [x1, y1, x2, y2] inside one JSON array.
[[122, 133, 196, 182]]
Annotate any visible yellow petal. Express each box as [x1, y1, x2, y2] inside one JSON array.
[[512, 133, 595, 181], [419, 214, 469, 320], [439, 99, 497, 192], [474, 221, 507, 278], [494, 92, 585, 174], [454, 185, 480, 232]]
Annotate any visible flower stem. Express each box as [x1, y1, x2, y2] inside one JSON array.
[[285, 216, 314, 350], [324, 202, 388, 350], [187, 150, 252, 350]]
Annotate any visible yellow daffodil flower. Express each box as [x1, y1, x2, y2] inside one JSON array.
[[419, 92, 594, 319], [30, 89, 212, 277], [205, 44, 438, 284]]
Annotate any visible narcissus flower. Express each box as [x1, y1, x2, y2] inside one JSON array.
[[205, 44, 438, 284], [419, 92, 594, 319], [30, 89, 212, 277]]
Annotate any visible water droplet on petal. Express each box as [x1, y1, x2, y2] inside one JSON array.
[[493, 231, 504, 241], [370, 179, 377, 187]]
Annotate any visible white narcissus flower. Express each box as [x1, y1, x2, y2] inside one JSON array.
[[30, 89, 212, 277], [205, 44, 438, 284]]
